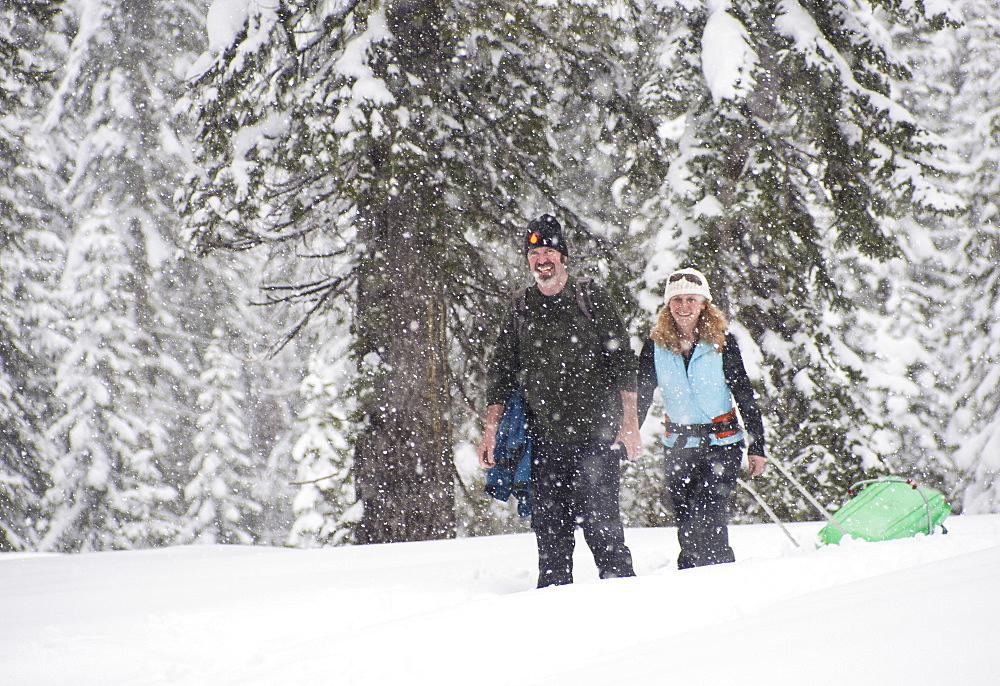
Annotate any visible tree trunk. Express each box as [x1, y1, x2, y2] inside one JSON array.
[[352, 1, 454, 544], [353, 196, 455, 543]]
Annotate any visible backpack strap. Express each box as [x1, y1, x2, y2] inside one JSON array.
[[573, 277, 595, 322], [513, 287, 529, 340]]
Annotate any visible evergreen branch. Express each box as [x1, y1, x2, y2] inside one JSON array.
[[300, 246, 353, 259], [253, 274, 351, 306], [263, 275, 352, 357], [290, 473, 337, 485]]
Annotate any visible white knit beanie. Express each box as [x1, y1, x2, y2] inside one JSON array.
[[663, 268, 712, 303]]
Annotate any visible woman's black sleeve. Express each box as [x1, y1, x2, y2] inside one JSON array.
[[722, 332, 767, 457], [637, 337, 657, 426]]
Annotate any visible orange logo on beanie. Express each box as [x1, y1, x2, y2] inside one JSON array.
[[528, 232, 541, 245]]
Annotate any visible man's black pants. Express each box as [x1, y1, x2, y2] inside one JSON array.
[[531, 437, 635, 588], [664, 442, 743, 570]]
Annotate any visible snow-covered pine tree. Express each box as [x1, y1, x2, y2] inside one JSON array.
[[42, 213, 178, 551], [178, 0, 662, 542], [0, 0, 65, 551], [182, 327, 260, 544], [629, 0, 962, 519], [36, 0, 299, 547], [287, 330, 359, 547], [839, 6, 974, 501], [909, 0, 1000, 513], [149, 245, 300, 545], [38, 0, 199, 547]]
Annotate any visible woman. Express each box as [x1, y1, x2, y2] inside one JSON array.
[[638, 268, 767, 570]]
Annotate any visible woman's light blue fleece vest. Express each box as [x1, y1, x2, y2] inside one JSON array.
[[653, 341, 743, 449]]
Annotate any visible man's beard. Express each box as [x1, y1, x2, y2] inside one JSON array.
[[532, 261, 557, 284]]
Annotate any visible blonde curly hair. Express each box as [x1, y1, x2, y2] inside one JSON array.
[[649, 299, 729, 355]]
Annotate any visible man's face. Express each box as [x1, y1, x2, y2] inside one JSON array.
[[527, 247, 566, 284]]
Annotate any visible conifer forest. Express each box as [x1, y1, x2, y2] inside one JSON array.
[[2, 0, 999, 552]]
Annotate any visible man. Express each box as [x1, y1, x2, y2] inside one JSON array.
[[478, 214, 640, 588]]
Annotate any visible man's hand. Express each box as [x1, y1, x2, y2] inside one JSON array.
[[477, 404, 504, 468], [478, 431, 497, 468], [747, 454, 766, 477], [614, 427, 641, 461], [615, 390, 642, 461]]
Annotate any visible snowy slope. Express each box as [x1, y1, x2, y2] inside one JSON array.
[[3, 516, 999, 685]]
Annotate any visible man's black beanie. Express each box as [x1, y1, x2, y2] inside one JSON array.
[[524, 214, 568, 257]]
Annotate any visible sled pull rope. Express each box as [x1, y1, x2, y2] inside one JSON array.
[[738, 478, 801, 548], [770, 459, 847, 536]]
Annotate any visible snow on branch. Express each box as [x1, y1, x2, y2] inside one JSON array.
[[774, 0, 913, 124], [701, 2, 758, 105]]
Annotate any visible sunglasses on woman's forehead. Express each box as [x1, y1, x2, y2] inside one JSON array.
[[669, 272, 702, 285]]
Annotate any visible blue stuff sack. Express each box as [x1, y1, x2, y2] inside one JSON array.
[[484, 390, 532, 518]]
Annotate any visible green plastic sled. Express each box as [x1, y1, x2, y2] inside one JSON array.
[[818, 477, 951, 545]]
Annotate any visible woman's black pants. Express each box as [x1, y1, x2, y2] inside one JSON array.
[[664, 442, 743, 570]]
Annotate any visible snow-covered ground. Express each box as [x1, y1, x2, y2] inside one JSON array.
[[3, 516, 999, 685]]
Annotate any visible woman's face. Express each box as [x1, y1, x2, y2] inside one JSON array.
[[668, 294, 707, 329]]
